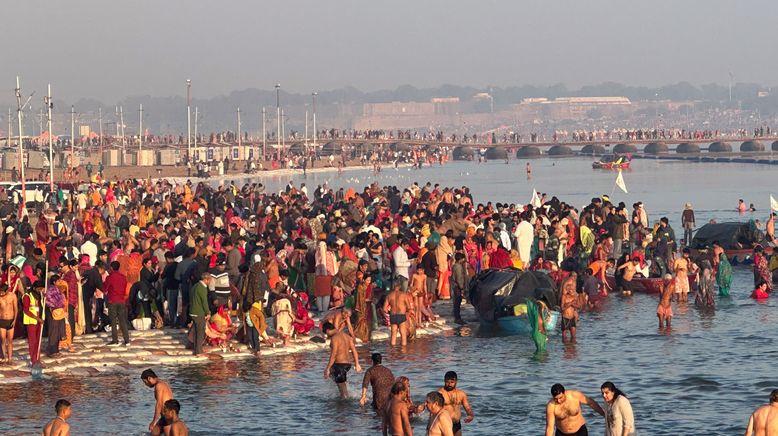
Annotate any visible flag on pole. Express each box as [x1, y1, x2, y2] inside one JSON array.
[[770, 194, 778, 211], [615, 170, 628, 194], [530, 189, 542, 207]]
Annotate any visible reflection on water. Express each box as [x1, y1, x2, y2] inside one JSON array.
[[3, 160, 778, 435]]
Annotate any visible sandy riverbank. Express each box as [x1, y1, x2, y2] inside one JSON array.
[[0, 301, 467, 384]]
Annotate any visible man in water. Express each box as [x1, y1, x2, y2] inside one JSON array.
[[42, 399, 72, 436], [360, 352, 395, 413], [745, 389, 778, 436], [425, 391, 454, 436], [560, 279, 579, 342], [383, 282, 414, 346], [437, 371, 474, 436], [323, 321, 362, 398], [0, 284, 18, 363], [162, 399, 189, 436], [673, 248, 694, 302], [382, 381, 413, 436], [616, 257, 640, 296], [545, 383, 604, 436], [657, 274, 674, 329], [141, 369, 174, 436]]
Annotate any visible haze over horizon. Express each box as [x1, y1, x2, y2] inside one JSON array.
[[3, 0, 777, 104]]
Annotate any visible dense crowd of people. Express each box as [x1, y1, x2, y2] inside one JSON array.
[[1, 164, 778, 434]]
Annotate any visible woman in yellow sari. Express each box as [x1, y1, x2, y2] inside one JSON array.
[[55, 279, 75, 352]]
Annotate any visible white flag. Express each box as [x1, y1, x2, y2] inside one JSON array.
[[771, 194, 778, 211], [530, 189, 542, 207], [615, 170, 628, 194]]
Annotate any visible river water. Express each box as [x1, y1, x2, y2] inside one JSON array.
[[3, 158, 777, 435]]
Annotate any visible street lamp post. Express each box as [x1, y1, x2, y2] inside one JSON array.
[[186, 80, 192, 163], [98, 107, 103, 157], [262, 106, 266, 161], [15, 77, 27, 203], [194, 106, 198, 161], [70, 105, 75, 172], [45, 84, 54, 191], [139, 103, 143, 153], [312, 92, 317, 151], [275, 84, 281, 161]]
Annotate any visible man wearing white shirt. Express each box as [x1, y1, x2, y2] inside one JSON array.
[[392, 238, 411, 292], [80, 233, 99, 267], [498, 223, 512, 251], [514, 214, 534, 264]]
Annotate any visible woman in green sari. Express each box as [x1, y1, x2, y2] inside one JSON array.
[[716, 251, 732, 297]]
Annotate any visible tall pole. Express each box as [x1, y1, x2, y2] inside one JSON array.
[[15, 77, 27, 202], [115, 106, 120, 139], [237, 107, 242, 150], [236, 107, 242, 167], [186, 79, 191, 162], [281, 109, 285, 150], [275, 84, 281, 161], [45, 84, 54, 191], [194, 106, 198, 161], [262, 106, 266, 160], [138, 103, 144, 153], [98, 107, 103, 156], [7, 107, 12, 147], [70, 105, 75, 172], [312, 92, 317, 150], [119, 106, 125, 150], [305, 108, 309, 151]]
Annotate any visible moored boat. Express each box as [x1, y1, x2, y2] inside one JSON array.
[[468, 268, 561, 335], [495, 310, 560, 334], [592, 154, 631, 170], [605, 273, 695, 294], [689, 221, 766, 266]]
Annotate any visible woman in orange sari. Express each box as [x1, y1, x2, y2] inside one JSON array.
[[264, 249, 280, 290], [55, 278, 75, 352]]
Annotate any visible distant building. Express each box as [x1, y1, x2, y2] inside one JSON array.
[[515, 96, 632, 120]]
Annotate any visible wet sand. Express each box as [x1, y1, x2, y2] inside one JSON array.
[[0, 301, 460, 383]]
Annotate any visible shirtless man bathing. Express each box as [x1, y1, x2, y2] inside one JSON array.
[[323, 321, 362, 398], [657, 274, 674, 329], [383, 381, 413, 436], [0, 284, 18, 363], [141, 369, 174, 436], [383, 282, 414, 346], [438, 371, 474, 436], [545, 383, 604, 436], [745, 389, 778, 436], [425, 391, 454, 436], [162, 399, 189, 436], [42, 399, 72, 436]]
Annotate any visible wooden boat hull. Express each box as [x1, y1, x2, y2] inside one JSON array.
[[493, 310, 560, 335], [592, 161, 631, 170], [605, 274, 694, 294], [691, 248, 754, 266]]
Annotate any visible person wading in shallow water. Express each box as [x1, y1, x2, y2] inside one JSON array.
[[437, 371, 474, 436], [425, 391, 454, 436], [545, 383, 604, 436], [162, 399, 189, 436], [42, 399, 72, 436], [323, 321, 362, 398], [745, 389, 778, 436], [141, 369, 174, 436]]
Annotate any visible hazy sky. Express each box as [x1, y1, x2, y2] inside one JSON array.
[[3, 0, 776, 103]]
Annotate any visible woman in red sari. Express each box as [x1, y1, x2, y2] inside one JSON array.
[[292, 293, 315, 335]]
